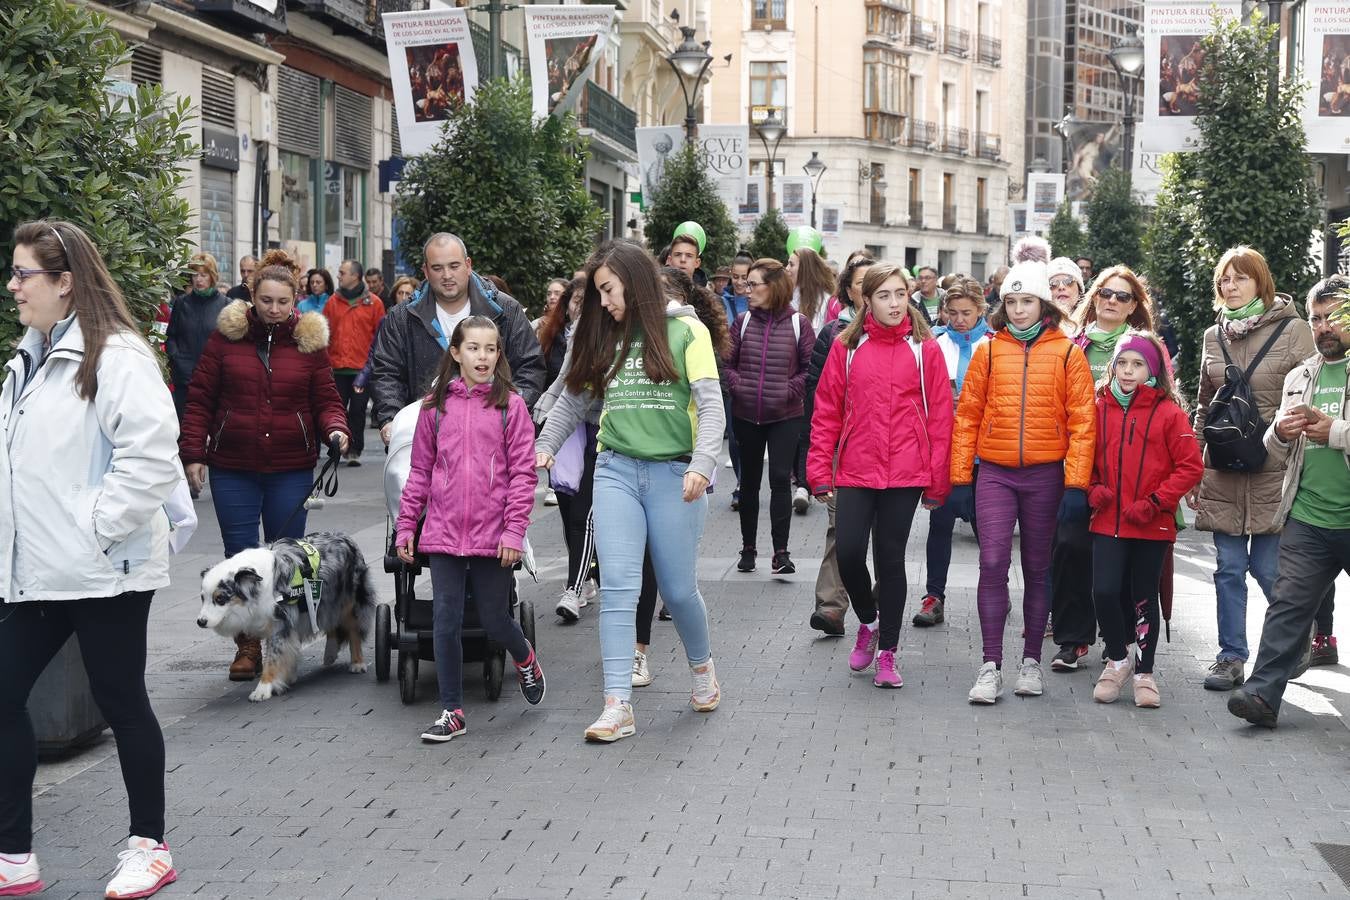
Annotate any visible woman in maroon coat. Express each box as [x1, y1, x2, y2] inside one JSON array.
[[180, 249, 350, 681]]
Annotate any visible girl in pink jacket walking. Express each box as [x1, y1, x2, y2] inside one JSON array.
[[808, 263, 955, 688], [396, 316, 545, 743]]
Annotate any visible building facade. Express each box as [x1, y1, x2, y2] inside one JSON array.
[[707, 0, 1025, 279]]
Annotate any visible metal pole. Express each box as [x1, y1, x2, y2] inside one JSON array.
[[487, 1, 504, 81], [1122, 80, 1135, 175], [810, 187, 817, 228], [1266, 1, 1284, 105]]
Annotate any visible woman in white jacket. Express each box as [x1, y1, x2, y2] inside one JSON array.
[[0, 221, 181, 899]]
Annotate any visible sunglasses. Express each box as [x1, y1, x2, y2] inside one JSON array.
[[1096, 287, 1134, 303], [1049, 277, 1078, 289]]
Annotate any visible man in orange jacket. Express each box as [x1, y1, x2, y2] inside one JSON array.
[[326, 259, 385, 465]]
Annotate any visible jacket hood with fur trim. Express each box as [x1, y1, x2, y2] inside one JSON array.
[[216, 299, 330, 353]]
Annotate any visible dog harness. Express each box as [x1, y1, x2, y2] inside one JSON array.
[[280, 540, 322, 632]]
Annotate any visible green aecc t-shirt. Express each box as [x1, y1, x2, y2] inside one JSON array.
[[598, 314, 719, 461], [1290, 359, 1350, 530]]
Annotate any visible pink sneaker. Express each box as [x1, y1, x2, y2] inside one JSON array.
[[849, 622, 878, 671], [873, 649, 903, 688]]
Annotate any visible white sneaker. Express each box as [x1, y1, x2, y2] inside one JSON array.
[[968, 661, 1002, 704], [543, 488, 558, 507], [632, 650, 653, 687], [584, 697, 636, 742], [580, 578, 598, 608], [792, 486, 810, 514], [1014, 657, 1044, 696], [690, 658, 721, 711], [0, 851, 42, 896], [724, 457, 733, 469], [104, 836, 176, 899], [555, 588, 581, 622]]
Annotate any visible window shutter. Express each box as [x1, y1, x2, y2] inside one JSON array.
[[201, 67, 237, 129], [332, 85, 372, 169], [131, 45, 162, 87], [277, 67, 321, 157]]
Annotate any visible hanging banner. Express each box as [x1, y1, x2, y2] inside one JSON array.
[[524, 5, 616, 119], [1026, 173, 1065, 230], [738, 176, 765, 228], [636, 125, 685, 207], [382, 8, 479, 157], [1305, 2, 1350, 155], [698, 124, 749, 209], [1133, 130, 1165, 205], [819, 204, 843, 239], [1141, 0, 1242, 152], [1063, 121, 1120, 201], [776, 175, 811, 228]]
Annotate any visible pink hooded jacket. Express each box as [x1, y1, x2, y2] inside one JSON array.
[[395, 379, 536, 556]]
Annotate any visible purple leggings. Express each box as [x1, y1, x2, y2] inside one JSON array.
[[975, 461, 1064, 665]]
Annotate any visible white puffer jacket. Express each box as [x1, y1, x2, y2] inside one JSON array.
[[0, 318, 181, 602]]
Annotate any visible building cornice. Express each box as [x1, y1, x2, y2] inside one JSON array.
[[141, 3, 285, 66], [74, 0, 155, 43]]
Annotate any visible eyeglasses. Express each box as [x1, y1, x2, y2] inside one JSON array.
[[9, 267, 65, 283], [1049, 277, 1078, 289], [745, 280, 766, 288], [1096, 287, 1134, 303]]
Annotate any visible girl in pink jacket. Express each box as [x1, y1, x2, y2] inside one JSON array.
[[396, 316, 545, 743], [808, 263, 954, 689]]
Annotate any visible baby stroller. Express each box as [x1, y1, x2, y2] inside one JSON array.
[[374, 400, 537, 704]]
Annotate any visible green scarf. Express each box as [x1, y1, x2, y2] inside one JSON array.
[[1086, 322, 1129, 352], [339, 284, 365, 302], [1220, 296, 1264, 321], [838, 305, 856, 324], [1110, 378, 1134, 410], [1008, 319, 1044, 343], [192, 287, 216, 299]]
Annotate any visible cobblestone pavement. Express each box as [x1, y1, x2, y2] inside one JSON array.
[[28, 442, 1350, 899]]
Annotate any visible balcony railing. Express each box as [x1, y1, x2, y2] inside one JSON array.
[[193, 0, 287, 33], [908, 201, 924, 228], [978, 35, 1002, 66], [469, 21, 522, 79], [906, 119, 936, 149], [909, 17, 939, 49], [578, 81, 637, 153], [942, 204, 957, 232], [297, 0, 417, 45], [943, 25, 970, 57], [942, 126, 969, 155], [975, 132, 1001, 160], [976, 208, 990, 234]]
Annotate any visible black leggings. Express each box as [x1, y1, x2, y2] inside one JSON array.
[[0, 592, 164, 853], [1091, 535, 1168, 673], [733, 417, 801, 552], [333, 372, 367, 457], [555, 425, 599, 591], [634, 552, 660, 646], [835, 487, 922, 651], [429, 555, 530, 713]]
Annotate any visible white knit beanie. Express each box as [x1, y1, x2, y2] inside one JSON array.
[[1047, 257, 1084, 293], [1001, 260, 1051, 305]]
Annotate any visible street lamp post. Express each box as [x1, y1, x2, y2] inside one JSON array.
[[755, 108, 786, 213], [1108, 25, 1145, 174], [667, 26, 714, 143], [803, 151, 827, 229]]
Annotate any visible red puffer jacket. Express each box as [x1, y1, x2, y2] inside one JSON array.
[[1089, 384, 1203, 540], [180, 301, 350, 472], [807, 313, 954, 502]]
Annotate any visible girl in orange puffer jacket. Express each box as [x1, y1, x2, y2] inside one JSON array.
[[950, 260, 1097, 705]]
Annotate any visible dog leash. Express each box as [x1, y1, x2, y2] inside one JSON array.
[[276, 436, 343, 537]]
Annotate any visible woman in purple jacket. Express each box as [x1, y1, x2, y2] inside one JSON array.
[[396, 316, 546, 744], [725, 258, 815, 575]]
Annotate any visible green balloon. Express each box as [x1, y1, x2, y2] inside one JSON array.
[[786, 226, 823, 256], [673, 221, 706, 255]]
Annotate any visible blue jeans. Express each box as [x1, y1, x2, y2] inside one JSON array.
[[1212, 531, 1280, 661], [209, 467, 315, 556], [591, 451, 711, 701]]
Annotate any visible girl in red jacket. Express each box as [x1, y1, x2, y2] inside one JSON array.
[[396, 316, 545, 743], [808, 263, 954, 688], [1088, 333, 1203, 708]]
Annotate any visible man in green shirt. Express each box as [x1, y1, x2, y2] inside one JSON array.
[[1230, 275, 1350, 727]]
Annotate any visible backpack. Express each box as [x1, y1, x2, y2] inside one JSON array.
[[1202, 318, 1289, 473]]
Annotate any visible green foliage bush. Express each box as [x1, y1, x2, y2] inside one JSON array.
[[747, 208, 790, 264], [1047, 201, 1085, 261], [1084, 168, 1144, 271], [642, 144, 737, 271]]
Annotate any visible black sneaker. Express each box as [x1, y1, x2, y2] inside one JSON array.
[[737, 546, 756, 572], [771, 550, 795, 575], [1050, 644, 1090, 672], [421, 709, 466, 742], [516, 648, 546, 705], [657, 605, 672, 621], [730, 489, 740, 512], [1227, 689, 1277, 728]]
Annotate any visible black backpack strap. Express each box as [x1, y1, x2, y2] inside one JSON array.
[[1239, 317, 1290, 382]]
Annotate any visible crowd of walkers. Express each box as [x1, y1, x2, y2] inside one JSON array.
[[1, 215, 1349, 897]]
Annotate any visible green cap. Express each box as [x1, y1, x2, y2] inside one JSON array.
[[786, 226, 823, 256], [673, 221, 706, 255]]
